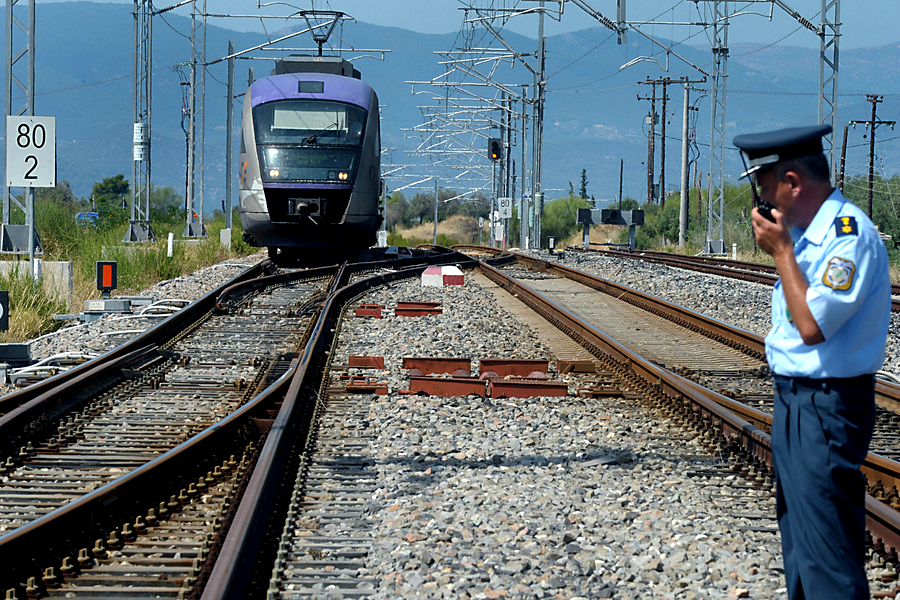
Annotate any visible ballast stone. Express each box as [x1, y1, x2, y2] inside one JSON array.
[[421, 265, 464, 287]]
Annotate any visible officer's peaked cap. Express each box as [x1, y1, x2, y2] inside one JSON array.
[[733, 124, 832, 178]]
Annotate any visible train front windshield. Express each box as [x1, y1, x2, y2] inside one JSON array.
[[253, 100, 367, 184]]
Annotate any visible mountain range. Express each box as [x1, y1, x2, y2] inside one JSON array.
[[4, 2, 900, 215]]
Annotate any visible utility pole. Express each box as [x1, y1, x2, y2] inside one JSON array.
[[680, 81, 690, 246], [637, 80, 657, 205], [184, 0, 207, 238], [506, 94, 513, 207], [678, 78, 705, 246], [660, 84, 667, 209], [849, 95, 894, 218], [618, 158, 623, 210], [639, 77, 684, 208], [838, 122, 849, 191], [224, 40, 234, 234], [520, 86, 528, 249], [819, 0, 841, 178], [432, 177, 438, 245], [706, 0, 728, 255], [500, 91, 508, 200], [533, 0, 546, 248]]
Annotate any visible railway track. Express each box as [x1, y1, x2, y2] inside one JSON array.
[[0, 247, 475, 599], [5, 245, 900, 598], [505, 251, 900, 511], [573, 247, 900, 311], [200, 247, 900, 598], [0, 262, 331, 598]]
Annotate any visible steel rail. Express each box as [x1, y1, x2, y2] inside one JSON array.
[[0, 259, 320, 593], [512, 251, 900, 413], [0, 261, 274, 460], [214, 263, 339, 313], [0, 261, 272, 422], [514, 252, 767, 361], [584, 247, 777, 278], [485, 255, 900, 558], [212, 248, 466, 313], [0, 249, 479, 596], [573, 246, 900, 311], [477, 260, 774, 467], [201, 250, 479, 600], [0, 352, 298, 591]]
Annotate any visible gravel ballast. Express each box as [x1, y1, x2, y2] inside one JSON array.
[[329, 278, 789, 599], [11, 250, 900, 598]]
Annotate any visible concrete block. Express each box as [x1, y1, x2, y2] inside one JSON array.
[[0, 260, 74, 308], [421, 265, 465, 287]]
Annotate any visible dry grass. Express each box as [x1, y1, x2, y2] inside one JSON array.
[[560, 224, 633, 250], [395, 215, 485, 245]]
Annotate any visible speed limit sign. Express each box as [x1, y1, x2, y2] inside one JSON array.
[[6, 116, 56, 187], [498, 196, 512, 219]]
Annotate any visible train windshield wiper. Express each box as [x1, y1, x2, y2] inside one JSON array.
[[302, 123, 339, 145]]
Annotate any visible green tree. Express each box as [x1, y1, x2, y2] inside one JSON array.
[[620, 197, 640, 211], [385, 191, 409, 230], [408, 192, 433, 224], [91, 174, 130, 230], [149, 185, 185, 225], [579, 169, 588, 199], [456, 192, 489, 220], [436, 188, 462, 221], [92, 174, 129, 208], [541, 195, 591, 244]]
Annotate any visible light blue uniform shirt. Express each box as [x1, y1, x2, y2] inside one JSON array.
[[765, 188, 891, 378]]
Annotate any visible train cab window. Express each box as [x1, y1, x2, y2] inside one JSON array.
[[254, 100, 366, 147]]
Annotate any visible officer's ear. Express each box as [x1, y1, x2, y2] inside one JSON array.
[[782, 170, 802, 193]]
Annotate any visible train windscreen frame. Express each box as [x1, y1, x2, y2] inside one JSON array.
[[253, 99, 367, 184]]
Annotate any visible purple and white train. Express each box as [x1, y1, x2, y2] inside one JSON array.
[[239, 56, 381, 264]]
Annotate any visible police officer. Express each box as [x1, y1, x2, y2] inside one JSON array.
[[734, 124, 891, 599]]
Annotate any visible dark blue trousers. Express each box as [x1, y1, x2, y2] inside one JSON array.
[[772, 374, 875, 600]]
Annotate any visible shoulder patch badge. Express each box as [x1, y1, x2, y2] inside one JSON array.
[[834, 216, 858, 237], [822, 256, 855, 291]]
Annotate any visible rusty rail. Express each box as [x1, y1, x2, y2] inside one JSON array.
[[481, 257, 900, 559], [200, 250, 479, 599], [0, 261, 273, 459], [572, 246, 900, 311]]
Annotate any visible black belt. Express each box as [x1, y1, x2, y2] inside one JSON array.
[[773, 373, 875, 394]]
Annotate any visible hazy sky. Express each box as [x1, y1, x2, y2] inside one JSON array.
[[77, 0, 898, 49]]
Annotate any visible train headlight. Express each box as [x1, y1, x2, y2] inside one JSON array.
[[268, 169, 280, 178], [338, 171, 349, 181]]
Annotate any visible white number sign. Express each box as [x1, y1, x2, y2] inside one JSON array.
[[6, 116, 56, 188], [498, 196, 512, 219]]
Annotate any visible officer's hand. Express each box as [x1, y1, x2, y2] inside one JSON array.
[[752, 207, 791, 257]]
